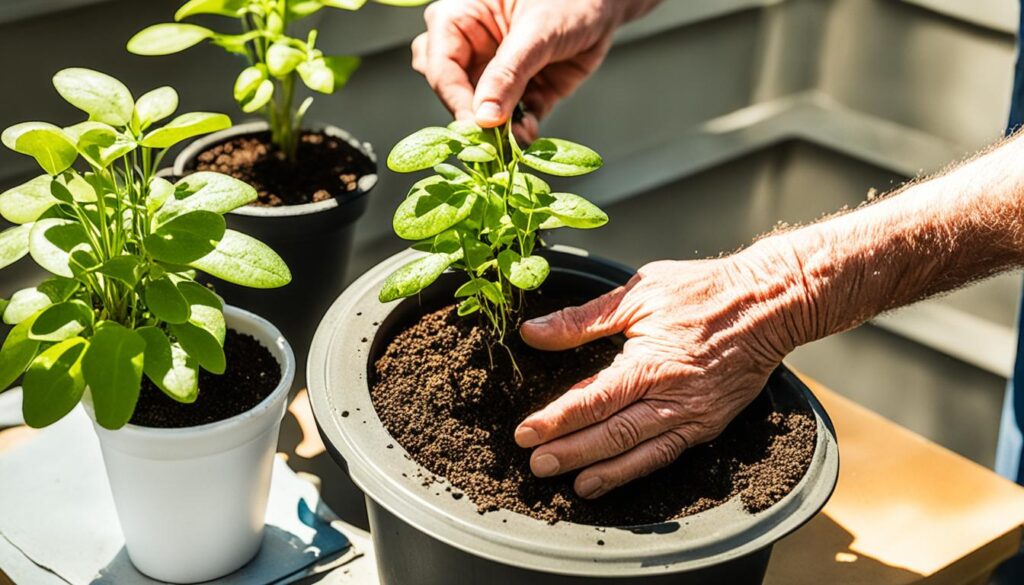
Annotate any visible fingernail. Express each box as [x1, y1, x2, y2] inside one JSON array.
[[577, 476, 604, 499], [515, 425, 541, 448], [523, 314, 552, 327], [532, 453, 560, 477], [476, 101, 503, 124]]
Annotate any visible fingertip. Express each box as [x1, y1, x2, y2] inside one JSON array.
[[474, 101, 506, 128], [514, 424, 541, 448], [575, 475, 605, 499]]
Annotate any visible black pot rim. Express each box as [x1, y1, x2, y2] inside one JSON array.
[[306, 246, 840, 578], [173, 120, 379, 219]]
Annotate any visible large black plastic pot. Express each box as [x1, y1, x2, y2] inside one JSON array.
[[307, 246, 839, 584], [174, 121, 377, 389]]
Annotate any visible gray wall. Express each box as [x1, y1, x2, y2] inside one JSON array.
[[1, 0, 1020, 465]]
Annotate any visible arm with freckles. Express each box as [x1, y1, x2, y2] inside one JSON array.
[[516, 133, 1024, 499]]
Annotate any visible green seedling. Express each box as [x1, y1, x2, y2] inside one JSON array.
[[128, 0, 430, 162], [0, 68, 291, 430], [381, 121, 608, 347]]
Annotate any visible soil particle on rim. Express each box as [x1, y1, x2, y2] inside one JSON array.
[[370, 293, 816, 526], [130, 330, 279, 428], [193, 131, 372, 207]]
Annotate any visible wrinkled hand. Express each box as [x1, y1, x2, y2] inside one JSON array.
[[412, 0, 653, 141], [516, 252, 806, 498]]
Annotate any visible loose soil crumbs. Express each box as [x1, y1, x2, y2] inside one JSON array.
[[193, 131, 373, 207], [130, 329, 280, 428], [370, 297, 816, 526]]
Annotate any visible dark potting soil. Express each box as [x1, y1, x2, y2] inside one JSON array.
[[192, 131, 373, 207], [130, 329, 280, 428], [370, 292, 817, 526]]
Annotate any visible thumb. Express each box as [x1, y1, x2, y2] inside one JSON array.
[[521, 286, 629, 351], [473, 25, 553, 127]]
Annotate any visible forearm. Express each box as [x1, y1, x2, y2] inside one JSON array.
[[741, 132, 1024, 351]]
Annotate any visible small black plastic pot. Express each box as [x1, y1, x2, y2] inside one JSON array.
[[307, 246, 839, 585], [174, 121, 377, 389]]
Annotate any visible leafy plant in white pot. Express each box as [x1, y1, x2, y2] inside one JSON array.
[[0, 68, 294, 583], [126, 0, 430, 384]]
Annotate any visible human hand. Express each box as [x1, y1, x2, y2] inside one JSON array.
[[411, 0, 658, 141], [516, 250, 809, 498]]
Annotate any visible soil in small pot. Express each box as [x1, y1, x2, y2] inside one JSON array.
[[370, 290, 817, 527], [192, 131, 374, 207], [130, 329, 280, 428]]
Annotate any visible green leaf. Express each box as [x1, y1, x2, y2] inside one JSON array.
[[497, 251, 549, 290], [169, 321, 225, 374], [322, 0, 367, 9], [30, 300, 93, 342], [457, 296, 480, 316], [1, 122, 77, 175], [454, 278, 488, 298], [393, 178, 475, 240], [521, 138, 603, 177], [288, 0, 324, 18], [159, 172, 257, 220], [137, 326, 198, 403], [0, 224, 31, 270], [457, 143, 497, 163], [267, 42, 306, 77], [379, 252, 459, 302], [189, 230, 291, 289], [63, 121, 118, 150], [297, 58, 335, 93], [140, 112, 231, 149], [241, 79, 275, 113], [542, 192, 608, 229], [22, 337, 88, 428], [0, 175, 57, 224], [145, 276, 191, 324], [462, 236, 492, 270], [323, 55, 360, 90], [433, 163, 471, 183], [37, 276, 79, 303], [96, 256, 143, 286], [145, 210, 225, 264], [52, 68, 134, 127], [176, 280, 223, 309], [29, 219, 89, 278], [0, 313, 42, 392], [147, 176, 174, 214], [175, 0, 247, 19], [135, 86, 179, 129], [3, 287, 51, 325], [387, 127, 467, 172], [127, 23, 214, 55], [447, 120, 487, 142], [82, 322, 146, 430], [68, 248, 99, 276], [234, 65, 268, 100], [188, 304, 226, 345]]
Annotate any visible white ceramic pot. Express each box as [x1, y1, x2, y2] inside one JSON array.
[[89, 306, 295, 583]]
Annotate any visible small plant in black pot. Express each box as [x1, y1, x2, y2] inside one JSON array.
[[0, 68, 295, 583], [305, 122, 839, 585], [127, 0, 430, 381]]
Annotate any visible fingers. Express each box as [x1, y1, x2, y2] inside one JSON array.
[[419, 6, 480, 120], [515, 356, 647, 448], [520, 285, 630, 351], [574, 428, 693, 499], [527, 400, 674, 477], [473, 24, 554, 127]]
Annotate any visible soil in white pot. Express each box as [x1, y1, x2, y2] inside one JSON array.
[[130, 330, 280, 428], [193, 131, 375, 207], [370, 288, 817, 526]]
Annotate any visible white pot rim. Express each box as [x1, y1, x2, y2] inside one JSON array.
[[90, 305, 295, 458]]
